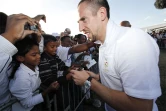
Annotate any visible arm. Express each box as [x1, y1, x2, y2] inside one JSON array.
[[9, 78, 43, 108], [68, 42, 95, 54], [0, 36, 17, 81], [2, 14, 38, 44], [0, 14, 39, 73], [55, 55, 69, 72], [90, 78, 153, 111], [75, 52, 89, 62], [71, 70, 153, 111]]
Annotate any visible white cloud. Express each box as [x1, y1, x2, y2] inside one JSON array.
[[144, 16, 151, 20]]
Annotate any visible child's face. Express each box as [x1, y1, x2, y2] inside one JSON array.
[[45, 41, 59, 56], [23, 45, 40, 70]]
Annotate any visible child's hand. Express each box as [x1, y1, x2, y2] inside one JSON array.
[[66, 73, 73, 80], [42, 81, 59, 98], [49, 81, 59, 91]]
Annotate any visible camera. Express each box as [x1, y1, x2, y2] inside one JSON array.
[[24, 23, 38, 31]]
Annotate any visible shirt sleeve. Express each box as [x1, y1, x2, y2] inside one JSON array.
[[57, 46, 71, 61], [0, 35, 17, 82], [55, 55, 69, 71], [9, 77, 43, 108], [116, 33, 161, 99]]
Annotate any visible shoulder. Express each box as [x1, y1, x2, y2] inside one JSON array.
[[57, 46, 70, 52]]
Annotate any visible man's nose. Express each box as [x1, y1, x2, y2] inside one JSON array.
[[79, 22, 84, 32]]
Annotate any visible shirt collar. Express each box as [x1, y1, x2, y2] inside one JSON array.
[[20, 63, 39, 76], [101, 20, 122, 48]]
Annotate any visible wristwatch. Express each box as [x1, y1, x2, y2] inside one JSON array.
[[84, 76, 92, 89]]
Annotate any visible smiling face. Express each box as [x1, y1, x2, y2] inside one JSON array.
[[78, 2, 101, 41], [78, 35, 87, 44], [22, 45, 40, 70], [44, 41, 59, 56], [61, 37, 72, 47]]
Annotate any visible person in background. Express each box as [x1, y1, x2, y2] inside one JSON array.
[[57, 35, 95, 67], [64, 28, 71, 36], [120, 20, 131, 27]]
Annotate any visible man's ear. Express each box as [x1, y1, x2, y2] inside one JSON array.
[[98, 7, 107, 21], [16, 55, 24, 62]]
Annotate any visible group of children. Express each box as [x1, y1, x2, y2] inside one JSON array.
[[9, 33, 73, 111]]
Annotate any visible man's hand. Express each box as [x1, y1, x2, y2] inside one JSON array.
[[70, 70, 89, 85], [2, 14, 38, 44], [86, 71, 99, 81]]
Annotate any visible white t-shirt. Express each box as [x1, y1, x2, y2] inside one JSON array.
[[99, 20, 161, 111], [57, 45, 72, 67]]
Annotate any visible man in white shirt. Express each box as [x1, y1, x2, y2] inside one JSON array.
[[70, 0, 161, 111]]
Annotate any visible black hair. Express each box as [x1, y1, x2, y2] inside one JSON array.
[[120, 21, 131, 27], [0, 12, 8, 34], [78, 0, 110, 19], [61, 36, 71, 42], [9, 34, 39, 79], [42, 34, 57, 46], [154, 0, 166, 9], [76, 34, 84, 39]]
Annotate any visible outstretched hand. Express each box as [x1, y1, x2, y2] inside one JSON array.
[[70, 70, 89, 85]]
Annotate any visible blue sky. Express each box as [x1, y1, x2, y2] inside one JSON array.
[[0, 0, 166, 35]]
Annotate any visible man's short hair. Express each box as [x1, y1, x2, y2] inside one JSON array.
[[78, 0, 110, 19], [61, 36, 71, 42], [120, 21, 131, 27], [76, 34, 86, 39], [43, 34, 57, 46]]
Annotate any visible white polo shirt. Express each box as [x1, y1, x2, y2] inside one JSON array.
[[57, 45, 72, 67], [9, 63, 43, 111], [99, 20, 161, 111]]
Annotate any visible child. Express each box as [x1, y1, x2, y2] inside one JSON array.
[[9, 35, 59, 111], [39, 34, 72, 110], [39, 34, 72, 86]]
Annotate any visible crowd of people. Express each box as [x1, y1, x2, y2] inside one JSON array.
[[0, 0, 163, 111], [149, 30, 166, 48]]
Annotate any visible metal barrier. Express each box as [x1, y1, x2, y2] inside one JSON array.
[[0, 89, 40, 111], [0, 81, 90, 111], [0, 99, 17, 111]]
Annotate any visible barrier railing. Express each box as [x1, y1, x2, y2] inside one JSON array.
[[0, 81, 90, 111]]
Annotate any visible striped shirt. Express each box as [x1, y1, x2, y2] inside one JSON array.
[[39, 52, 69, 86]]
